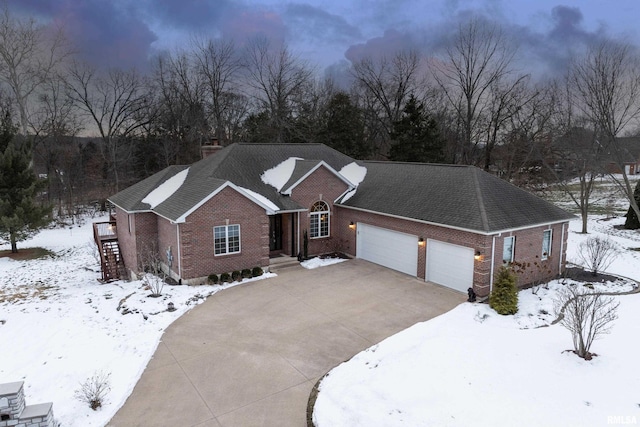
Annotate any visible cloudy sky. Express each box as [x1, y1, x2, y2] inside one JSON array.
[[7, 0, 640, 79]]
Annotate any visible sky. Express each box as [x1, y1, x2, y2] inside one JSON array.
[[7, 0, 640, 80]]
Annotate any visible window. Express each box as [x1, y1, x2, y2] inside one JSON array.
[[542, 229, 552, 260], [503, 236, 515, 263], [214, 224, 240, 255], [310, 201, 330, 238]]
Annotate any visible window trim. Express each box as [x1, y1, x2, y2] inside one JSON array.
[[309, 201, 330, 239], [542, 229, 552, 260], [503, 236, 515, 264], [214, 224, 241, 256]]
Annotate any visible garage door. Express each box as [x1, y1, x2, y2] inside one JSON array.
[[426, 240, 474, 292], [356, 223, 418, 276]]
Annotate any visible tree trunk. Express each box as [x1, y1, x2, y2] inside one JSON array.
[[10, 231, 18, 253]]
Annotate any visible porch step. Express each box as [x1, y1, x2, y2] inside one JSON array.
[[268, 257, 302, 273]]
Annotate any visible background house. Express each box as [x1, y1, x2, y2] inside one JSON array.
[[105, 143, 574, 297]]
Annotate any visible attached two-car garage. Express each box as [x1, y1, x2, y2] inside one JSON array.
[[355, 223, 474, 293]]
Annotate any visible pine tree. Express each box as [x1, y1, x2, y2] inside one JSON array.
[[319, 92, 369, 159], [389, 95, 445, 163], [624, 180, 640, 230], [0, 111, 51, 253], [489, 266, 519, 315]]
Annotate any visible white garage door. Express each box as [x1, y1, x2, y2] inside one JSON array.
[[356, 223, 418, 276], [426, 240, 474, 292]]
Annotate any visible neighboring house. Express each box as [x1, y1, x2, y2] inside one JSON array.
[[605, 137, 640, 175], [106, 143, 574, 297]]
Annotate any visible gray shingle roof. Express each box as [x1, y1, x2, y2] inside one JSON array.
[[109, 143, 356, 221], [337, 162, 574, 233], [109, 143, 573, 232]]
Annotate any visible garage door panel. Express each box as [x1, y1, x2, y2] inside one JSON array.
[[426, 240, 474, 293], [356, 223, 418, 276]]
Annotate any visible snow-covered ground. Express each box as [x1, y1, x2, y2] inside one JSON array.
[[314, 215, 640, 427], [301, 256, 348, 269], [0, 216, 274, 427]]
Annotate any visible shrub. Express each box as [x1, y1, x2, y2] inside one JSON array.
[[220, 272, 231, 283], [252, 266, 263, 277], [241, 268, 252, 279], [554, 285, 619, 360], [577, 236, 618, 276], [74, 371, 111, 410], [231, 270, 241, 281], [489, 266, 519, 315], [208, 274, 218, 284]]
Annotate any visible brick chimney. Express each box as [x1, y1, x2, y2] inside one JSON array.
[[201, 137, 223, 159]]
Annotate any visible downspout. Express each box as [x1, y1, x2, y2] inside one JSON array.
[[559, 223, 566, 274], [297, 212, 300, 255], [177, 224, 182, 279], [489, 235, 496, 294]]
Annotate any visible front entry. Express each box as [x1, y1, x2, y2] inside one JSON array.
[[269, 215, 283, 253]]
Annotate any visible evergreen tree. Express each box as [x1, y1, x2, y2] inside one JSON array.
[[389, 95, 445, 163], [319, 92, 369, 159], [624, 180, 640, 229], [0, 111, 51, 253], [489, 266, 519, 315]]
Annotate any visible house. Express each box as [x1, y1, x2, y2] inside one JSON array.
[[605, 137, 640, 175], [104, 143, 574, 297]]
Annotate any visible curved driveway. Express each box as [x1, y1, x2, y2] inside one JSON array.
[[108, 259, 464, 427]]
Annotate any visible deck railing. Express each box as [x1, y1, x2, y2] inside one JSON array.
[[93, 221, 117, 243]]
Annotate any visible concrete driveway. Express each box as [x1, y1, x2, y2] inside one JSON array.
[[108, 259, 465, 427]]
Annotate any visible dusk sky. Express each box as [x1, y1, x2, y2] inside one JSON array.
[[7, 0, 640, 79]]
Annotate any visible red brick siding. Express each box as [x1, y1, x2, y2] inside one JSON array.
[[179, 186, 269, 282], [494, 223, 568, 288], [157, 216, 179, 278], [115, 208, 158, 276], [290, 166, 349, 256], [334, 206, 569, 297]]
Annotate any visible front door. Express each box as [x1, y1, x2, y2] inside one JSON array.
[[269, 215, 282, 252]]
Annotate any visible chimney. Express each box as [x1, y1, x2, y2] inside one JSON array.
[[201, 137, 223, 159]]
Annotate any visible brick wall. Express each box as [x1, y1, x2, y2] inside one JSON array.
[[179, 186, 269, 282], [334, 206, 569, 297], [116, 209, 158, 277], [290, 166, 349, 256], [157, 216, 179, 279]]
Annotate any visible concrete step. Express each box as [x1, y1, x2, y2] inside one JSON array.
[[268, 257, 302, 273]]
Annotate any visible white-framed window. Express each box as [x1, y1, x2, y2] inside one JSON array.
[[214, 224, 240, 255], [503, 236, 515, 263], [310, 201, 330, 238], [542, 229, 552, 260]]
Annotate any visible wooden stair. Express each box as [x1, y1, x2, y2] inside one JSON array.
[[93, 219, 126, 282]]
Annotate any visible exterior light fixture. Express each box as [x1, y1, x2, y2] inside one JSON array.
[[418, 237, 425, 247], [474, 250, 482, 261], [349, 221, 355, 230]]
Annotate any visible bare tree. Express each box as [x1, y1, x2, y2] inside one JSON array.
[[351, 50, 420, 157], [192, 37, 243, 144], [0, 5, 70, 135], [570, 40, 640, 224], [577, 236, 619, 276], [66, 63, 150, 191], [554, 285, 619, 360], [138, 242, 167, 297], [432, 18, 518, 164], [243, 37, 313, 143]]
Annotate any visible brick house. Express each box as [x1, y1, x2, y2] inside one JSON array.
[[106, 143, 574, 297]]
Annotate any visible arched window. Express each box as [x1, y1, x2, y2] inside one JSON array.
[[310, 201, 330, 238]]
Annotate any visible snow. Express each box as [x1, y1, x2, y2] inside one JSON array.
[[141, 168, 189, 209], [300, 256, 348, 269], [313, 214, 640, 427], [340, 189, 357, 203], [339, 162, 367, 186], [260, 157, 302, 192], [239, 187, 280, 212], [0, 216, 274, 427]]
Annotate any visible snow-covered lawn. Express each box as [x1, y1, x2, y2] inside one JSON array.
[[0, 216, 273, 427], [314, 215, 640, 427]]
